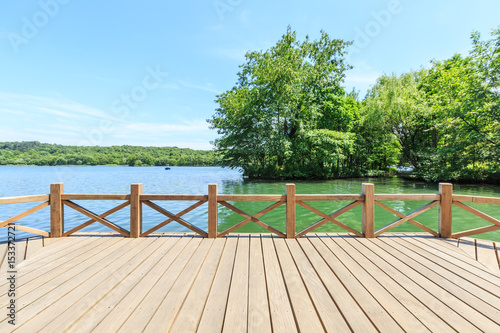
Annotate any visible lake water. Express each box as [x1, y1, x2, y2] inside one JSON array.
[[1, 166, 499, 242]]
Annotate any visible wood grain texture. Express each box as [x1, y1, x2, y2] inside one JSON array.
[[1, 233, 499, 332], [50, 183, 64, 237], [362, 183, 374, 238]]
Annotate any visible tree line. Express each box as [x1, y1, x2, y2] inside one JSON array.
[[209, 27, 500, 183], [0, 141, 220, 166]]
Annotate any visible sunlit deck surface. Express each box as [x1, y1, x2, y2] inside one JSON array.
[[1, 232, 499, 332]]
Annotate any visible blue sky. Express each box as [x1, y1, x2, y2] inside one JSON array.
[[0, 0, 499, 150]]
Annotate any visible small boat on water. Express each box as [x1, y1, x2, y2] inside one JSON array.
[[165, 164, 171, 170]]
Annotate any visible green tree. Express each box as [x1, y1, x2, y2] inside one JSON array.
[[362, 71, 432, 169], [418, 29, 500, 181], [209, 27, 356, 178]]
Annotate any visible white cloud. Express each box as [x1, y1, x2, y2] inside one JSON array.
[[0, 91, 126, 123], [0, 108, 26, 115], [0, 90, 216, 149], [179, 80, 221, 94], [121, 119, 209, 134], [159, 83, 179, 90]]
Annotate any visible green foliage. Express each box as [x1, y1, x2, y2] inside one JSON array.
[[0, 142, 220, 167], [362, 71, 433, 168], [210, 26, 499, 182], [209, 27, 388, 179], [362, 28, 500, 183]]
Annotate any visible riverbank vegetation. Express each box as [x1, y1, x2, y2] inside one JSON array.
[[209, 27, 500, 183], [0, 141, 219, 166]]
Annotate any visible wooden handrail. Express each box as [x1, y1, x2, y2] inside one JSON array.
[[1, 182, 499, 240], [0, 195, 49, 205], [62, 194, 131, 200]]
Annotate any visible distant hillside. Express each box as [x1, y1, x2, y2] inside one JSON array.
[[0, 141, 220, 166]]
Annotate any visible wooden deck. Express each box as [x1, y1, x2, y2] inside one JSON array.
[[1, 233, 499, 332]]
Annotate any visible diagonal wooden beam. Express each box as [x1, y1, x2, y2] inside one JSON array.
[[0, 201, 49, 229], [142, 200, 208, 237], [217, 201, 285, 237], [375, 201, 439, 237], [63, 201, 130, 237], [14, 225, 50, 237], [218, 201, 285, 237], [295, 201, 363, 238], [452, 225, 500, 239], [63, 200, 130, 237], [453, 201, 500, 228], [374, 200, 439, 237], [141, 200, 206, 237]]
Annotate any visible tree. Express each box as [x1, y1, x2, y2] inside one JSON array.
[[362, 71, 432, 169], [418, 29, 500, 181], [209, 27, 357, 178]]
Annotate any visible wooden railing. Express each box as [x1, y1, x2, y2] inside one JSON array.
[[0, 195, 50, 237], [0, 182, 499, 239]]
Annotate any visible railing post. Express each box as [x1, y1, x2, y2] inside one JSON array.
[[286, 184, 296, 238], [362, 183, 374, 238], [50, 183, 64, 238], [130, 183, 143, 238], [208, 184, 218, 238], [439, 183, 453, 238]]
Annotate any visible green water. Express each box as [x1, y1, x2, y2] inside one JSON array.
[[218, 177, 500, 242]]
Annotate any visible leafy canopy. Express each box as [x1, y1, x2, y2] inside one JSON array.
[[208, 27, 364, 178]]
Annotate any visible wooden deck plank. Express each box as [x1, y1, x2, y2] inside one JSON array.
[[475, 238, 500, 275], [5, 236, 100, 279], [400, 236, 500, 295], [304, 236, 404, 332], [292, 238, 380, 332], [0, 238, 27, 274], [0, 233, 498, 332], [324, 234, 453, 332], [15, 239, 26, 265], [116, 237, 204, 332], [144, 239, 216, 332], [403, 233, 460, 252], [352, 235, 499, 332], [387, 235, 500, 311], [39, 236, 174, 333], [311, 234, 430, 333], [196, 236, 238, 333], [247, 235, 272, 333], [9, 237, 156, 332], [221, 236, 250, 333], [0, 241, 12, 273], [1, 238, 128, 324], [405, 233, 493, 272], [16, 235, 89, 266], [287, 239, 365, 332], [0, 237, 125, 311], [273, 237, 326, 332], [63, 235, 182, 333], [0, 242, 7, 269], [261, 235, 298, 333], [496, 242, 500, 270], [458, 237, 477, 259], [24, 237, 44, 260], [10, 237, 108, 286], [169, 238, 227, 333], [378, 236, 500, 322], [88, 235, 194, 333]]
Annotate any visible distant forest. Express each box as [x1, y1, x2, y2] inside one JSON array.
[[0, 141, 220, 166]]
